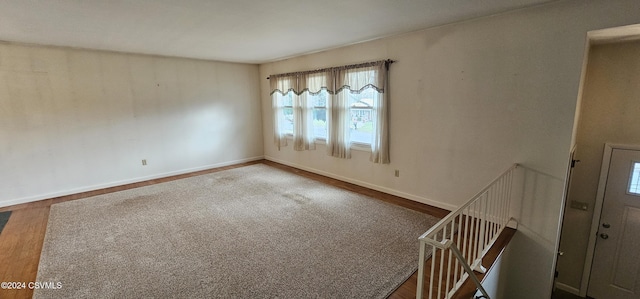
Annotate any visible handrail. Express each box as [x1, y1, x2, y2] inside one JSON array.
[[416, 164, 519, 299], [418, 164, 518, 240]]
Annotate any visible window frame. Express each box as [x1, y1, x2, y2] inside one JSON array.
[[627, 160, 640, 196]]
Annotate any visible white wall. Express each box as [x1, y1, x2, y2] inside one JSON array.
[[0, 43, 263, 207], [557, 40, 640, 292], [259, 0, 640, 297]]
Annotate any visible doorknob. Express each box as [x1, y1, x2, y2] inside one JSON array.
[[602, 223, 610, 228], [600, 233, 609, 240]]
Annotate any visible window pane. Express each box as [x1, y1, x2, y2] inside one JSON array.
[[309, 90, 328, 139], [313, 108, 327, 139], [629, 162, 640, 195], [277, 91, 294, 136], [281, 92, 293, 107], [312, 91, 327, 107], [282, 107, 293, 134], [349, 87, 377, 144]]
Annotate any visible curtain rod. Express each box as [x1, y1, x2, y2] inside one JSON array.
[[266, 59, 395, 80]]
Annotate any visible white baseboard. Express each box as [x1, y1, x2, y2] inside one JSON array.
[[555, 282, 580, 295], [0, 156, 264, 208], [265, 156, 456, 212]]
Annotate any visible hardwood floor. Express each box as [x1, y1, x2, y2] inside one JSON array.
[[0, 207, 50, 299], [0, 160, 512, 299]]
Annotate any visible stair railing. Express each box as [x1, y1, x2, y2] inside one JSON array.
[[416, 164, 519, 299]]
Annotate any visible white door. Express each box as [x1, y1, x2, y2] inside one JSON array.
[[588, 148, 640, 298]]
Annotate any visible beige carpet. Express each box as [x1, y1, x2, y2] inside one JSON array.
[[35, 164, 439, 298]]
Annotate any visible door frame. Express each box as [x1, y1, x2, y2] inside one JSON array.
[[582, 143, 640, 296], [554, 145, 577, 292]]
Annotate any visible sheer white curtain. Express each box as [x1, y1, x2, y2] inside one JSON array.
[[294, 72, 331, 151], [331, 62, 389, 163], [270, 72, 329, 151], [293, 92, 315, 150], [370, 65, 389, 164], [327, 88, 351, 159], [270, 75, 296, 150]]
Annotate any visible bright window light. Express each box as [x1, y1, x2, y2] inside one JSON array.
[[629, 162, 640, 195]]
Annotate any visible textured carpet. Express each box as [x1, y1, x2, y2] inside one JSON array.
[[35, 164, 439, 298], [0, 211, 11, 236]]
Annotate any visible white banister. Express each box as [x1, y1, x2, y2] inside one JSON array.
[[416, 164, 519, 299]]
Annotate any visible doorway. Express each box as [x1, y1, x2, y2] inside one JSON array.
[[588, 146, 640, 298], [555, 25, 640, 298]]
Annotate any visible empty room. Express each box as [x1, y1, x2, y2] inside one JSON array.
[[1, 1, 639, 298]]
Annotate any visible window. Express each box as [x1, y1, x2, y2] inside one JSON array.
[[310, 90, 328, 140], [270, 60, 390, 164], [348, 87, 377, 145], [629, 162, 640, 195], [278, 91, 294, 135]]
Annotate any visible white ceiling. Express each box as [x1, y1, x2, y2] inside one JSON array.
[[0, 0, 557, 64]]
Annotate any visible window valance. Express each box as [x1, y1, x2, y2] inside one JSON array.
[[269, 60, 392, 96]]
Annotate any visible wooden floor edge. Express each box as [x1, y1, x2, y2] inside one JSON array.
[[262, 160, 450, 218], [1, 159, 449, 219], [0, 159, 265, 212]]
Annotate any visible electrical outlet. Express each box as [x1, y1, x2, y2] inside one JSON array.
[[142, 159, 147, 166], [394, 170, 400, 177]]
